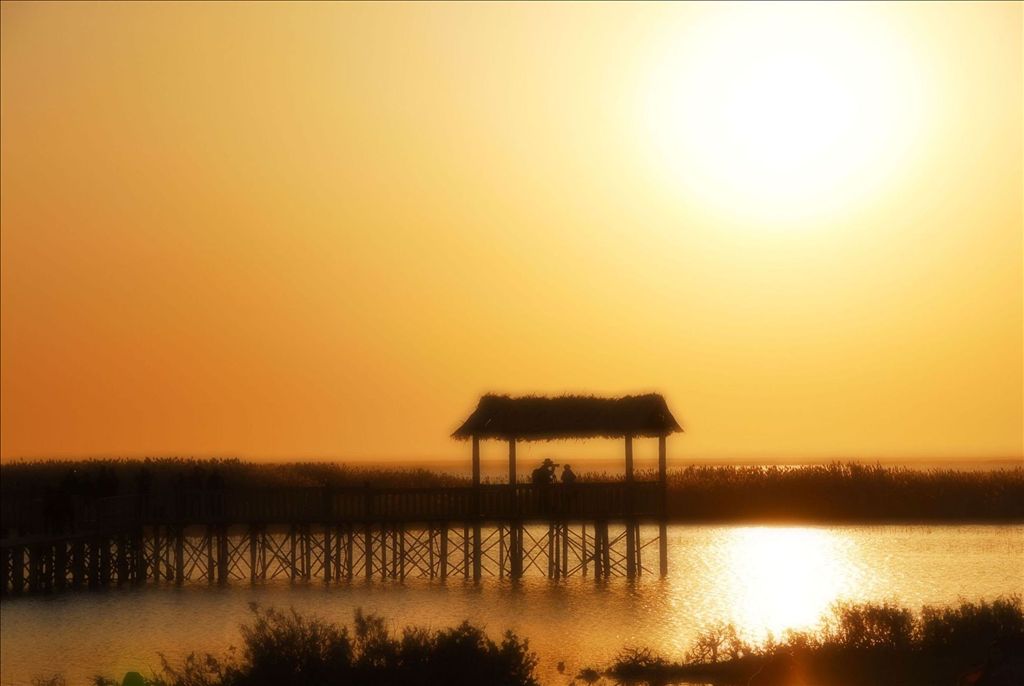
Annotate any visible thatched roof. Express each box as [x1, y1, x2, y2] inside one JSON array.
[[451, 394, 682, 441]]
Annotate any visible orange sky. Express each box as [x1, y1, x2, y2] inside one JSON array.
[[1, 2, 1021, 464]]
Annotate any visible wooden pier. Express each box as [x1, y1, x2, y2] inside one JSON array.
[[1, 482, 664, 594], [1, 393, 682, 595]]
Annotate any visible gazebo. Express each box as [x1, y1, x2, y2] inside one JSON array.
[[452, 393, 682, 484], [453, 393, 682, 576]]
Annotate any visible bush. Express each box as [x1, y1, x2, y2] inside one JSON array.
[[601, 597, 1024, 686], [683, 622, 752, 664], [822, 602, 915, 651], [104, 605, 539, 686], [918, 597, 1024, 654], [239, 605, 352, 685]]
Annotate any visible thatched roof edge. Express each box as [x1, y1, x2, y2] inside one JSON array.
[[451, 393, 683, 441]]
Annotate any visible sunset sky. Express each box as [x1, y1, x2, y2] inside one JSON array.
[[1, 2, 1021, 464]]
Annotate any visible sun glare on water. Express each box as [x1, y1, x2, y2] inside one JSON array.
[[721, 527, 862, 639], [641, 5, 926, 225]]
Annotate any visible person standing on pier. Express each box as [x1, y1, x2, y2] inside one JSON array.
[[560, 465, 577, 484], [531, 458, 557, 485]]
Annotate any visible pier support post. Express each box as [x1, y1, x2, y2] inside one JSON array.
[[152, 527, 162, 582], [580, 525, 587, 577], [364, 524, 373, 580], [54, 540, 67, 590], [248, 526, 258, 583], [600, 522, 611, 579], [207, 527, 215, 583], [628, 523, 639, 579], [499, 525, 506, 579], [260, 529, 268, 581], [472, 524, 481, 582], [440, 525, 449, 580], [132, 531, 144, 584], [289, 526, 297, 582], [116, 535, 128, 585], [561, 523, 569, 578], [399, 525, 406, 580], [174, 528, 184, 585], [217, 526, 229, 584], [547, 524, 556, 579], [634, 525, 642, 577], [27, 545, 40, 593], [428, 526, 436, 579], [99, 537, 111, 586], [0, 547, 9, 596], [511, 524, 523, 579], [324, 528, 332, 582], [0, 548, 7, 596], [13, 546, 25, 593], [345, 525, 354, 580], [72, 540, 85, 588], [303, 526, 311, 581]]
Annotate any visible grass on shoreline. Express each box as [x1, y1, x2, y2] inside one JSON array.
[[601, 596, 1024, 686]]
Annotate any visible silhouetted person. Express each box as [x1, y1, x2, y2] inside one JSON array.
[[531, 458, 557, 485], [561, 465, 577, 484]]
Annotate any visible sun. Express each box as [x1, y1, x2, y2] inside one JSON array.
[[640, 4, 925, 225]]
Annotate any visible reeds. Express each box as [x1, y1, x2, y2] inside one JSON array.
[[2, 459, 1021, 522], [0, 457, 469, 495], [662, 462, 1024, 521]]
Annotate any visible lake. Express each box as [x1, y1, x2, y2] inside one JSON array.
[[2, 524, 1021, 685]]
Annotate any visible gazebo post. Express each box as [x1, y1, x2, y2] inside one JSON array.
[[624, 435, 636, 578], [471, 435, 482, 581], [508, 437, 523, 579], [624, 435, 634, 482], [508, 438, 516, 485], [659, 435, 668, 577], [472, 436, 481, 488]]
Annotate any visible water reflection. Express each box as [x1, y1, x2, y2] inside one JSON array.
[[1, 525, 1020, 686], [720, 527, 861, 639]]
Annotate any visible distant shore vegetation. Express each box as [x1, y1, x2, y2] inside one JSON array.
[[3, 458, 1021, 523]]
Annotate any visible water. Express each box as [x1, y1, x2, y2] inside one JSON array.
[[2, 524, 1021, 685]]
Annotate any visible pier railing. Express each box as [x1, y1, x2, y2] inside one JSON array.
[[1, 482, 663, 538]]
